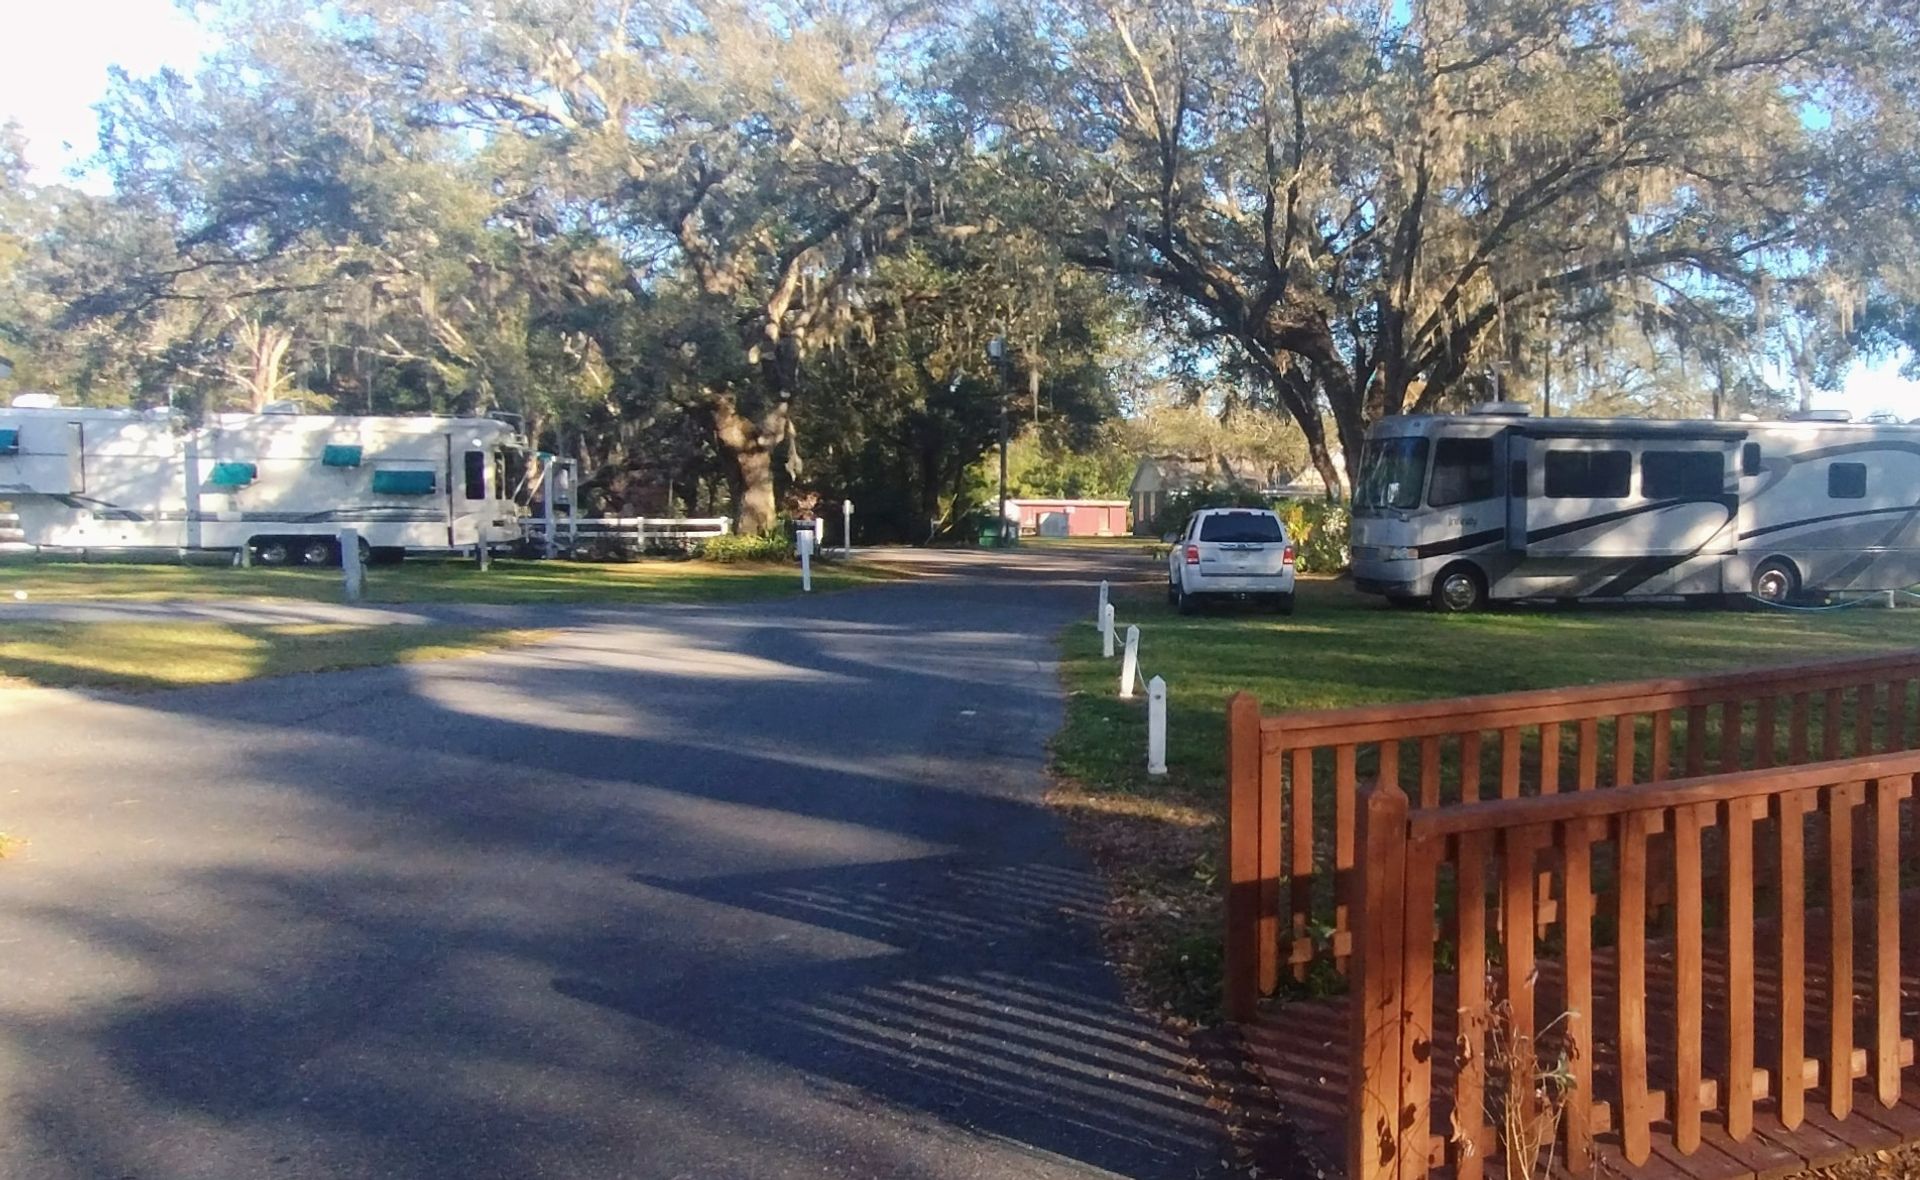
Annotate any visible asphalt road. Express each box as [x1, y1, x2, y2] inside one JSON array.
[[0, 548, 1235, 1180]]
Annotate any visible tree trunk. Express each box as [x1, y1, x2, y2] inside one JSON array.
[[710, 391, 787, 534]]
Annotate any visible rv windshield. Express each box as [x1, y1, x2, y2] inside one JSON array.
[[1354, 437, 1429, 512]]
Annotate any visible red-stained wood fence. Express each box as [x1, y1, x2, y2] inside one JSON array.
[[1345, 754, 1920, 1180], [1223, 649, 1920, 1021]]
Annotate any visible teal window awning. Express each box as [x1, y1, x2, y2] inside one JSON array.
[[0, 428, 16, 456], [322, 444, 363, 468], [372, 469, 436, 495], [207, 462, 258, 488]]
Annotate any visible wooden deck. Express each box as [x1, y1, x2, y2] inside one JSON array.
[[1242, 891, 1920, 1179]]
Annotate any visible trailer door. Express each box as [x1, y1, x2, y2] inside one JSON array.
[[1501, 430, 1529, 553]]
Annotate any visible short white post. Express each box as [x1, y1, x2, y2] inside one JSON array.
[[237, 542, 252, 569], [1886, 589, 1898, 609], [1097, 579, 1109, 629], [1101, 602, 1116, 658], [842, 499, 855, 557], [476, 521, 491, 571], [541, 457, 557, 559], [1119, 625, 1140, 699], [339, 527, 365, 603], [1147, 676, 1168, 776], [797, 527, 814, 592]]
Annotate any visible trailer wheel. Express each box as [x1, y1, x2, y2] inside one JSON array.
[[1752, 559, 1800, 605], [1431, 564, 1487, 614], [252, 538, 292, 567], [296, 538, 339, 567]]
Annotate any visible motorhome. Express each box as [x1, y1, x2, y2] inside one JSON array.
[[1349, 404, 1920, 611], [0, 399, 541, 564]]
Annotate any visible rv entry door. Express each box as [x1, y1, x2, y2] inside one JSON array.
[[1501, 430, 1529, 553]]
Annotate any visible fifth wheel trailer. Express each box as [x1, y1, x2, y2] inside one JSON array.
[[0, 400, 539, 564], [1349, 405, 1920, 610]]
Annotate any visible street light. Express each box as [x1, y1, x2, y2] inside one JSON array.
[[987, 337, 1010, 547]]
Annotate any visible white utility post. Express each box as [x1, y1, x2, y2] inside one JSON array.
[[339, 527, 366, 603], [1097, 580, 1109, 630], [797, 526, 814, 592], [1101, 602, 1116, 658], [842, 499, 854, 557], [476, 521, 491, 571], [1119, 625, 1140, 699], [541, 455, 558, 559], [1147, 676, 1168, 776]]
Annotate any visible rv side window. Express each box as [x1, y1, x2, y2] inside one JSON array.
[[1829, 462, 1868, 500], [1543, 449, 1630, 499], [463, 450, 487, 500], [1427, 438, 1498, 507], [1641, 450, 1724, 499], [1741, 443, 1762, 476]]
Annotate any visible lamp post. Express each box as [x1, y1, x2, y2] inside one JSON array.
[[987, 337, 1010, 547]]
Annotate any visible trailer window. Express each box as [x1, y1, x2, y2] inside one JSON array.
[[1641, 450, 1724, 498], [1543, 449, 1630, 499], [1355, 437, 1429, 511], [463, 450, 486, 500], [1427, 438, 1498, 507], [1741, 443, 1762, 476], [1829, 462, 1867, 500]]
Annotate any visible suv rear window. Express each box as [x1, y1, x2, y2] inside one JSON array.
[[1198, 512, 1284, 543]]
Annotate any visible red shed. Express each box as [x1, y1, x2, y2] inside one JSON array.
[[1006, 498, 1130, 538]]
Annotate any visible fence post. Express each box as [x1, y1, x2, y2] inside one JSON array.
[[339, 528, 365, 603], [1348, 784, 1411, 1180], [842, 499, 854, 557], [1101, 603, 1116, 658], [475, 521, 491, 571], [797, 527, 814, 592], [1120, 625, 1140, 699], [1224, 692, 1264, 1022], [1097, 579, 1109, 629], [1147, 676, 1167, 776]]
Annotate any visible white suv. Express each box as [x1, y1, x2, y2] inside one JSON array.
[[1167, 508, 1296, 615]]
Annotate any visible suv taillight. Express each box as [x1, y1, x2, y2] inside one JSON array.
[[1184, 544, 1200, 565], [1283, 545, 1295, 565]]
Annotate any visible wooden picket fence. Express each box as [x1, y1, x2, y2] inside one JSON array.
[[1346, 753, 1920, 1180], [1223, 648, 1920, 1021]]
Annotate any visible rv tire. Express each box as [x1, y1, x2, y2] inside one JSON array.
[[251, 538, 292, 567], [1752, 559, 1800, 605], [1431, 564, 1487, 614], [296, 538, 339, 567]]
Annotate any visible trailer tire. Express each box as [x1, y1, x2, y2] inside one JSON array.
[[1752, 559, 1800, 605], [296, 538, 339, 567], [252, 538, 293, 567], [1431, 563, 1487, 614]]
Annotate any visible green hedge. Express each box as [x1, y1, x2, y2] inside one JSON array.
[[697, 532, 793, 563]]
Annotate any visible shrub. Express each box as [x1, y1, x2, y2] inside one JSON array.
[[1275, 498, 1351, 573], [697, 531, 793, 563], [1148, 484, 1271, 537]]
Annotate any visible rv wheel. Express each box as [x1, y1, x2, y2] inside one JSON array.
[[253, 538, 292, 567], [1431, 565, 1487, 614], [297, 538, 339, 567], [1752, 560, 1799, 605]]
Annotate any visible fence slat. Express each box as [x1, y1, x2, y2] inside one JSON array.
[[1652, 710, 1674, 783], [1758, 696, 1779, 769], [1718, 699, 1741, 772], [1399, 833, 1442, 1180], [1777, 788, 1813, 1129], [1290, 746, 1314, 983], [1827, 781, 1859, 1120], [1559, 818, 1598, 1172], [1578, 718, 1599, 789], [1349, 788, 1410, 1180], [1686, 704, 1708, 778], [1673, 801, 1706, 1153], [1874, 775, 1906, 1108], [1418, 737, 1441, 808], [1500, 728, 1522, 799], [1893, 680, 1910, 750], [1461, 731, 1483, 802], [1224, 694, 1263, 1022], [1378, 740, 1401, 795], [1258, 744, 1283, 995], [1856, 683, 1877, 757], [1453, 831, 1490, 1180], [1336, 744, 1358, 975], [1540, 721, 1562, 795], [1790, 693, 1811, 765], [1614, 714, 1638, 787], [1617, 809, 1657, 1165], [1502, 827, 1545, 1044], [1723, 795, 1758, 1141]]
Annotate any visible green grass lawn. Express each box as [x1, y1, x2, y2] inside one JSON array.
[[1052, 572, 1920, 1021], [0, 556, 904, 606], [0, 621, 547, 691]]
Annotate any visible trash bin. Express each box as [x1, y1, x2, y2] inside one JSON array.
[[976, 519, 1002, 547]]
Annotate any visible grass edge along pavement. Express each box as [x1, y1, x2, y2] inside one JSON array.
[[0, 555, 909, 606], [0, 620, 550, 692], [1048, 572, 1920, 1025]]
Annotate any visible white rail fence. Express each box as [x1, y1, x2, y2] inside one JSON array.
[[557, 516, 732, 554], [1096, 580, 1168, 776]]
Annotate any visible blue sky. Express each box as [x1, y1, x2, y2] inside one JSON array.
[[6, 0, 1918, 418]]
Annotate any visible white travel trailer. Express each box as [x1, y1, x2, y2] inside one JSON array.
[[1349, 404, 1920, 611], [0, 399, 535, 564]]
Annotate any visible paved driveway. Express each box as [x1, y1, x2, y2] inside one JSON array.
[[0, 548, 1232, 1179]]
